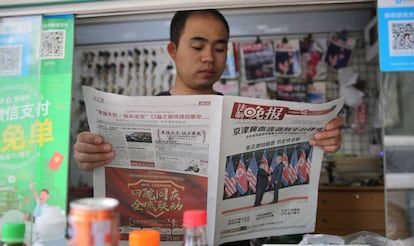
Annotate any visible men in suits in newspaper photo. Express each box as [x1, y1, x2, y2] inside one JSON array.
[[271, 156, 285, 204], [254, 161, 269, 206]]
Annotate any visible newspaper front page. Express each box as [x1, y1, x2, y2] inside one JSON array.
[[216, 96, 344, 244], [82, 86, 344, 245]]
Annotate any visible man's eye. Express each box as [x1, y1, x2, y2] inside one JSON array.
[[215, 45, 227, 53], [192, 46, 202, 51]]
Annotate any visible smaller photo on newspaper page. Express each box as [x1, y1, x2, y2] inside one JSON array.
[[274, 38, 301, 78], [240, 41, 275, 83], [324, 32, 356, 70]]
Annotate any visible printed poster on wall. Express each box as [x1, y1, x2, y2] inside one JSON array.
[[274, 38, 301, 78], [240, 41, 275, 83], [324, 32, 355, 70], [378, 0, 414, 71], [0, 14, 74, 240], [300, 38, 328, 81], [221, 42, 237, 79]]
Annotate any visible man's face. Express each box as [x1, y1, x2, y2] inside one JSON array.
[[168, 14, 228, 94], [276, 156, 282, 164]]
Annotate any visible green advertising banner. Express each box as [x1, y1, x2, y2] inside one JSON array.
[[0, 14, 74, 242]]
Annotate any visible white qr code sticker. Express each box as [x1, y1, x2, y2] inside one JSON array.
[[0, 45, 22, 76], [41, 30, 66, 59], [389, 20, 414, 56]]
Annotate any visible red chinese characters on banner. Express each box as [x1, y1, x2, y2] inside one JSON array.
[[231, 102, 288, 120], [105, 167, 207, 241], [231, 102, 337, 120]]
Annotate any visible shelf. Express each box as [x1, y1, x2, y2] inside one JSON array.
[[0, 0, 376, 18]]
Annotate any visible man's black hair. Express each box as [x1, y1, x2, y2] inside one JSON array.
[[170, 9, 230, 46]]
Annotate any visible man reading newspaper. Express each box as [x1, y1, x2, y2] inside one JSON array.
[[74, 9, 343, 245]]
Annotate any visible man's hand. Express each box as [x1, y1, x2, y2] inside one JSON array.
[[73, 131, 115, 171], [309, 116, 343, 154]]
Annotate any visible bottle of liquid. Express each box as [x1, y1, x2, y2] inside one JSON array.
[[182, 210, 208, 246], [32, 206, 67, 246], [129, 229, 160, 246], [0, 222, 26, 246]]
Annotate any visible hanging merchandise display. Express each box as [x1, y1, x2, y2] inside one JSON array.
[[276, 81, 308, 102], [239, 40, 275, 82], [337, 67, 364, 108], [300, 36, 328, 81], [75, 43, 174, 97], [72, 43, 175, 134], [324, 32, 356, 70], [239, 81, 270, 99], [307, 81, 326, 103], [274, 38, 301, 78], [213, 79, 240, 96], [221, 42, 238, 79], [72, 30, 379, 159]]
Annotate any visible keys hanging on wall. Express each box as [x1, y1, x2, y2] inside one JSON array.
[[75, 42, 174, 97]]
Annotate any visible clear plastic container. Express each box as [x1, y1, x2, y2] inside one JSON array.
[[32, 206, 67, 246], [182, 210, 208, 246]]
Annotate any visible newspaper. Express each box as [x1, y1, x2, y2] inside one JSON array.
[[82, 86, 344, 245]]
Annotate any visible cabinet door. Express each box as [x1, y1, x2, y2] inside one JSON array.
[[318, 190, 385, 210], [316, 210, 385, 235], [316, 188, 385, 236]]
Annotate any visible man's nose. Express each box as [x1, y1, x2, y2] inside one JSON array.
[[201, 48, 214, 62]]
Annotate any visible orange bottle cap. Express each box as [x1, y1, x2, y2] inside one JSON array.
[[129, 229, 160, 246]]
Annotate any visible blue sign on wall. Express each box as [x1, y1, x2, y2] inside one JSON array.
[[378, 0, 414, 71]]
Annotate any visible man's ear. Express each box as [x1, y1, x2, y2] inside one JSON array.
[[167, 42, 177, 60]]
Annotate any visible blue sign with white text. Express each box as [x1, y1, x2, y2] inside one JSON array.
[[378, 0, 414, 71]]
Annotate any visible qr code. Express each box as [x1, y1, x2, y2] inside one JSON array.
[[390, 21, 414, 55], [41, 30, 66, 59], [0, 45, 22, 76]]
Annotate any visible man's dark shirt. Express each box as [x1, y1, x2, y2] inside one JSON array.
[[254, 167, 268, 206], [156, 91, 173, 96]]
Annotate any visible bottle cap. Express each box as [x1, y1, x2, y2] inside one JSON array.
[[183, 210, 207, 227], [129, 229, 160, 246], [1, 222, 25, 243]]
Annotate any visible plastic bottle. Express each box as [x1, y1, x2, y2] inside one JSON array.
[[0, 222, 26, 246], [129, 229, 160, 246], [182, 210, 208, 246], [32, 206, 67, 246]]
